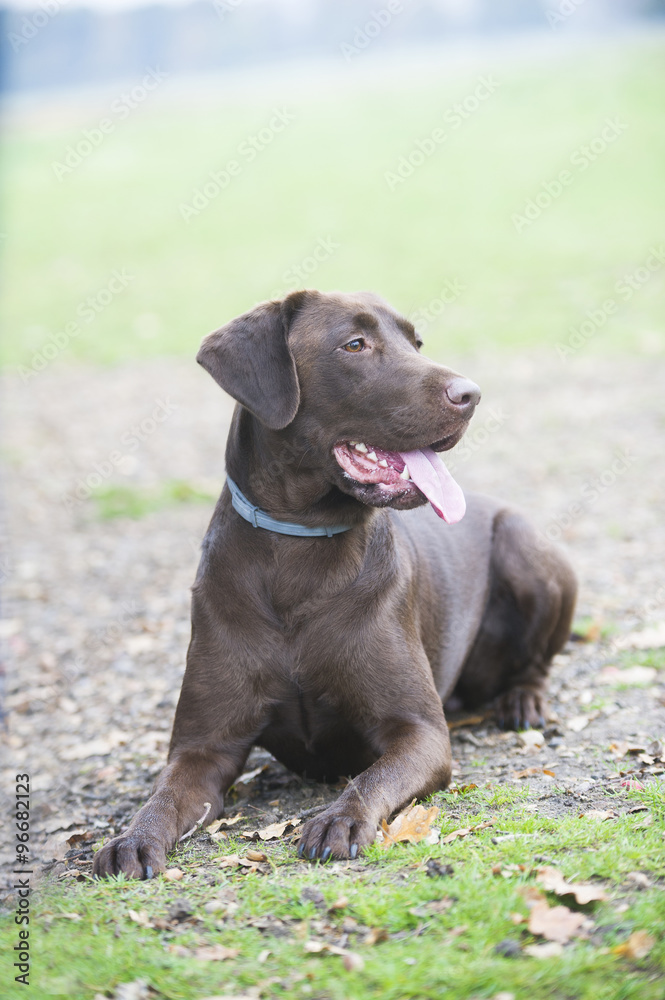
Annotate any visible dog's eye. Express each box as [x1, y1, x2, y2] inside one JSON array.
[[343, 338, 365, 353], [416, 338, 423, 350]]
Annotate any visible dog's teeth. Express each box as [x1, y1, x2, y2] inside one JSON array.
[[378, 459, 388, 468], [349, 441, 357, 447], [400, 466, 410, 480], [355, 442, 368, 453], [367, 451, 378, 462]]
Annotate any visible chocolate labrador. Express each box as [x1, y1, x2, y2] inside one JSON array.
[[93, 290, 576, 876]]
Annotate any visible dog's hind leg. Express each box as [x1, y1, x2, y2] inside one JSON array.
[[452, 508, 577, 730]]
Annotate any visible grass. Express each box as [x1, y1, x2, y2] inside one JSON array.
[[2, 35, 665, 372], [90, 480, 216, 520], [2, 785, 663, 1000]]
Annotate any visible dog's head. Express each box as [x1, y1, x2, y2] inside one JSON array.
[[198, 290, 480, 523]]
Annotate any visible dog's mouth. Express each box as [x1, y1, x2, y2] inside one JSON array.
[[333, 439, 465, 524]]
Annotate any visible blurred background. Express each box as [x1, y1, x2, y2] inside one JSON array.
[[2, 0, 665, 367]]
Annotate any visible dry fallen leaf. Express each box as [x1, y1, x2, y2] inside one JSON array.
[[329, 896, 349, 911], [242, 817, 301, 841], [528, 899, 586, 944], [127, 909, 152, 928], [66, 831, 95, 848], [567, 714, 591, 732], [217, 853, 262, 873], [194, 945, 240, 962], [440, 819, 494, 845], [581, 810, 616, 822], [364, 927, 389, 946], [163, 868, 184, 882], [612, 930, 655, 959], [207, 813, 244, 833], [304, 939, 365, 970], [524, 941, 564, 958], [512, 766, 551, 780], [246, 849, 268, 862], [379, 802, 440, 847], [517, 729, 545, 749], [536, 866, 607, 905]]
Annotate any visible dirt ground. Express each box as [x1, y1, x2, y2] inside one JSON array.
[[2, 350, 664, 891]]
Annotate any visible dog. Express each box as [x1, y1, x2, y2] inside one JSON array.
[[93, 290, 576, 876]]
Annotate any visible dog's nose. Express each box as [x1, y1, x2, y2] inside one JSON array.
[[445, 377, 481, 413]]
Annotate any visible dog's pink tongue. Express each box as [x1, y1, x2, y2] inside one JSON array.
[[399, 447, 466, 524]]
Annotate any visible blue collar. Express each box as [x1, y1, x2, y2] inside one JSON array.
[[227, 477, 352, 538]]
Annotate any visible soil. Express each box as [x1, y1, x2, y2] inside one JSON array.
[[1, 350, 664, 892]]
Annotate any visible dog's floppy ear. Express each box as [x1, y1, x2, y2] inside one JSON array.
[[197, 292, 310, 430]]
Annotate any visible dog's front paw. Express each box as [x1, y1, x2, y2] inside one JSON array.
[[297, 808, 377, 862], [93, 832, 167, 880], [495, 685, 546, 731]]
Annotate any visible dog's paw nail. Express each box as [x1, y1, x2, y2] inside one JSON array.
[[321, 846, 332, 862], [513, 715, 521, 732], [144, 865, 153, 880], [538, 714, 546, 728], [309, 847, 317, 860], [349, 843, 358, 859], [297, 842, 305, 858]]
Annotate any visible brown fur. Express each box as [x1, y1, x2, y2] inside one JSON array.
[[93, 290, 576, 876]]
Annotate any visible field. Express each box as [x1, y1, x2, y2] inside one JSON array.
[[2, 33, 665, 370], [2, 30, 665, 1000]]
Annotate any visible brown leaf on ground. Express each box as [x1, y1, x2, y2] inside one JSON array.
[[207, 813, 244, 833], [329, 896, 349, 911], [379, 802, 440, 847], [163, 868, 184, 882], [612, 930, 655, 959], [246, 850, 268, 862], [528, 899, 586, 943], [440, 818, 494, 845], [194, 945, 240, 962], [242, 817, 301, 841], [580, 810, 616, 821], [127, 909, 152, 928], [217, 853, 263, 873], [66, 831, 95, 848], [536, 866, 607, 905], [524, 941, 565, 958], [304, 940, 365, 970], [363, 927, 389, 946], [609, 740, 647, 759], [512, 766, 548, 780]]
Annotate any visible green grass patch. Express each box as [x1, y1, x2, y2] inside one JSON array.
[[91, 480, 215, 519], [3, 788, 664, 999], [3, 37, 665, 370]]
